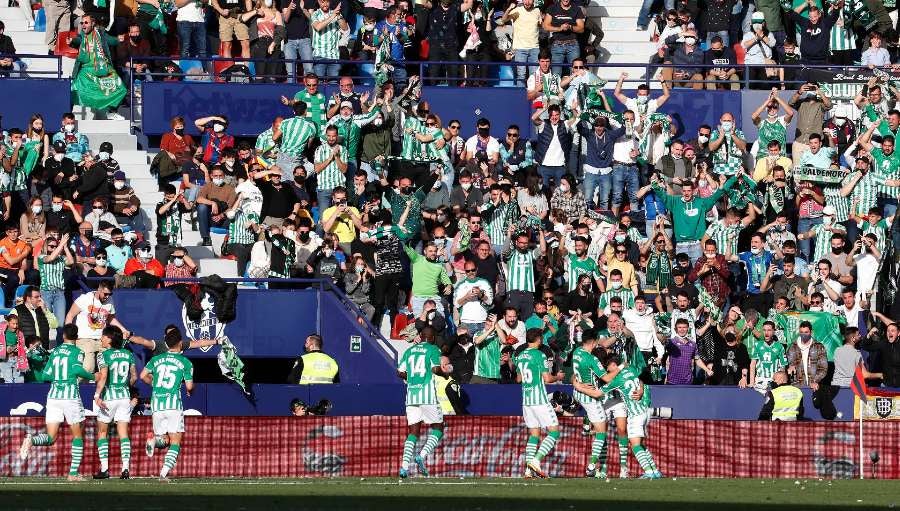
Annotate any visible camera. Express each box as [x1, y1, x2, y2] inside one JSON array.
[[290, 398, 333, 416], [550, 391, 580, 416], [650, 406, 673, 419]]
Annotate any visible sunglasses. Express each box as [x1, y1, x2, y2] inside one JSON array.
[[616, 250, 627, 254], [572, 66, 585, 70], [426, 123, 437, 127], [507, 133, 519, 138], [470, 221, 481, 225], [465, 268, 477, 273], [449, 125, 460, 129]]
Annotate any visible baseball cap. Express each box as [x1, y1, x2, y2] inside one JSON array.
[[113, 171, 126, 181], [751, 11, 765, 23], [99, 141, 113, 154], [135, 240, 151, 250], [340, 101, 353, 110]]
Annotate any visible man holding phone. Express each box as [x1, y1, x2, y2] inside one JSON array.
[[789, 81, 833, 164], [321, 187, 360, 255]]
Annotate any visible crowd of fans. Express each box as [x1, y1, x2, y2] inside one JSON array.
[[1, 0, 899, 409]]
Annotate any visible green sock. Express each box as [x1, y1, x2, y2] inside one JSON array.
[[590, 432, 607, 465], [97, 438, 109, 472], [632, 444, 655, 473], [618, 437, 629, 471], [534, 430, 560, 462], [524, 435, 540, 465], [160, 444, 180, 478], [401, 434, 417, 470], [69, 438, 84, 476], [418, 429, 443, 459], [120, 438, 131, 471], [31, 433, 54, 446], [154, 436, 169, 449]]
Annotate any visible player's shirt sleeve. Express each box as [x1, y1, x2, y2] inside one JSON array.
[[429, 345, 441, 368], [184, 357, 194, 382]]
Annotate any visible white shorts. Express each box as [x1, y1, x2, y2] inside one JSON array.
[[523, 404, 559, 429], [627, 410, 650, 439], [152, 410, 185, 435], [604, 401, 627, 420], [576, 397, 607, 424], [46, 398, 85, 425], [96, 399, 132, 424], [406, 405, 443, 425]]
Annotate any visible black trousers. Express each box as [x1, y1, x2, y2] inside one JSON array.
[[229, 242, 253, 277], [371, 273, 403, 330], [428, 44, 459, 85]]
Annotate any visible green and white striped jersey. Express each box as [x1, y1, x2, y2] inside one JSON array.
[[400, 116, 426, 160], [564, 253, 600, 292], [278, 115, 318, 156], [255, 127, 277, 158], [291, 92, 327, 133], [871, 147, 900, 198], [704, 220, 743, 257], [474, 333, 500, 379], [504, 248, 536, 293], [598, 287, 635, 311], [571, 347, 606, 404], [44, 343, 89, 400], [601, 366, 649, 416], [751, 340, 786, 380], [398, 342, 442, 406], [483, 201, 519, 247], [829, 10, 856, 51], [755, 117, 787, 160], [228, 209, 259, 246], [323, 107, 381, 161], [809, 222, 844, 265], [97, 348, 135, 401], [314, 143, 347, 191], [310, 9, 341, 60], [146, 352, 193, 412], [38, 256, 67, 291], [847, 170, 885, 217], [515, 347, 550, 406], [860, 219, 888, 254], [824, 185, 849, 224]]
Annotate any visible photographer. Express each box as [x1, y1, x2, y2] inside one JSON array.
[[290, 398, 333, 416]]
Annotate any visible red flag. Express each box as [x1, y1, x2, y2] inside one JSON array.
[[850, 363, 868, 399]]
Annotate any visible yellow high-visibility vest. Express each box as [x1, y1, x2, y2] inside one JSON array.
[[297, 352, 339, 384], [771, 385, 803, 421]]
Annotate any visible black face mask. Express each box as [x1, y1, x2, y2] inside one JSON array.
[[478, 127, 490, 137], [295, 176, 306, 184], [130, 35, 142, 43], [174, 128, 184, 136], [401, 186, 413, 194], [832, 246, 842, 254], [712, 49, 724, 57], [299, 231, 311, 242]]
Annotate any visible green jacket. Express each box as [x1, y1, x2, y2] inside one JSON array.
[[652, 176, 737, 242]]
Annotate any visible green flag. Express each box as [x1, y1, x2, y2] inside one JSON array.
[[773, 311, 846, 360], [217, 336, 250, 397]]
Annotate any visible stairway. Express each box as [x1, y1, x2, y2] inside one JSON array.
[[590, 0, 657, 86]]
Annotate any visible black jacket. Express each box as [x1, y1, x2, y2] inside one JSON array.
[[14, 304, 51, 348], [861, 336, 900, 388]]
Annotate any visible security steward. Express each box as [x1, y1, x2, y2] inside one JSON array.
[[287, 334, 340, 384], [758, 371, 804, 421]]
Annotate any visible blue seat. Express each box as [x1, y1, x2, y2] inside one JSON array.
[[179, 59, 204, 74], [311, 206, 319, 224], [210, 226, 229, 235], [14, 285, 29, 303], [0, 308, 11, 318]]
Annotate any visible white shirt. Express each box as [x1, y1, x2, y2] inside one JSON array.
[[612, 130, 637, 163], [853, 253, 878, 295], [541, 123, 566, 166], [623, 308, 664, 355], [73, 292, 116, 340], [454, 278, 494, 324], [176, 2, 205, 22], [625, 97, 659, 120], [497, 319, 527, 348], [464, 135, 501, 160]]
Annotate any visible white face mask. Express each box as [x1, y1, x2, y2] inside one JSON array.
[[372, 117, 384, 127], [461, 182, 472, 190], [614, 234, 626, 243], [721, 121, 734, 132], [173, 257, 185, 267], [53, 153, 64, 162], [96, 258, 108, 267], [636, 95, 649, 105], [51, 203, 63, 212], [64, 124, 75, 133], [684, 36, 697, 46], [31, 205, 42, 215], [92, 208, 103, 216], [752, 23, 763, 31], [750, 246, 762, 255], [323, 248, 334, 258], [697, 135, 709, 144], [356, 264, 365, 273], [98, 151, 110, 161], [213, 123, 225, 133], [835, 118, 846, 126], [610, 281, 622, 289], [114, 181, 125, 190], [809, 306, 823, 312], [139, 249, 152, 260], [559, 184, 570, 193], [365, 22, 375, 30], [213, 178, 225, 186]]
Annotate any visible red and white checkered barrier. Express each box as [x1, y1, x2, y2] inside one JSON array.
[[1, 417, 897, 478]]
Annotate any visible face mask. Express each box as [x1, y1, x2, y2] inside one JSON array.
[[614, 234, 626, 243], [750, 247, 762, 255], [213, 124, 225, 133], [223, 159, 234, 168], [139, 250, 152, 260], [461, 182, 472, 190], [721, 121, 733, 132], [436, 214, 447, 222], [299, 231, 311, 242], [684, 36, 697, 45], [31, 205, 42, 215], [96, 258, 107, 267], [173, 257, 185, 267], [667, 19, 676, 27], [264, 0, 273, 5], [53, 153, 64, 162], [478, 128, 490, 137], [341, 113, 352, 121], [114, 239, 125, 247], [834, 118, 846, 127], [559, 184, 570, 193], [697, 135, 709, 144], [611, 281, 622, 289], [752, 23, 763, 31], [799, 333, 812, 343], [401, 186, 413, 195], [114, 181, 125, 190], [832, 246, 842, 255], [97, 151, 110, 161], [323, 249, 334, 258], [705, 252, 716, 259], [83, 231, 93, 239], [64, 124, 75, 133], [355, 265, 365, 273], [51, 203, 62, 213], [581, 284, 591, 291], [636, 95, 649, 105], [364, 22, 376, 30], [92, 208, 103, 216], [174, 127, 185, 136], [213, 178, 225, 186]]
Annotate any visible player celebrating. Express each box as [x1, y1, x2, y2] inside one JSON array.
[[570, 331, 621, 479], [93, 326, 137, 480], [574, 352, 663, 479], [20, 324, 94, 481], [397, 328, 450, 478], [140, 329, 194, 482], [516, 328, 563, 478]]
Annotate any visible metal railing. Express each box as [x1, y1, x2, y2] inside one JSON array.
[[0, 53, 64, 79]]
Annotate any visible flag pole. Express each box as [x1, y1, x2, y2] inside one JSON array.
[[858, 397, 864, 480]]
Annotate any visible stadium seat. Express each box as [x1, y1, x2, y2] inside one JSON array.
[[14, 285, 29, 303]]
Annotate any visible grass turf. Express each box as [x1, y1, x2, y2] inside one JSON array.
[[1, 478, 899, 510]]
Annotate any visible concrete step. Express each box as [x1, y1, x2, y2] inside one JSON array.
[[603, 29, 654, 43], [0, 19, 29, 32], [86, 133, 138, 152], [15, 43, 47, 55], [588, 5, 638, 17], [0, 6, 28, 20], [112, 150, 150, 166], [8, 30, 45, 46], [198, 257, 239, 278], [600, 41, 657, 57], [77, 119, 132, 134], [600, 17, 640, 30]]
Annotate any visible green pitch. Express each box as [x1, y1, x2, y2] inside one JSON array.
[[1, 478, 898, 510]]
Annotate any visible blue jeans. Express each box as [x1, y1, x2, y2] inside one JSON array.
[[513, 48, 539, 87], [637, 0, 673, 28], [276, 152, 304, 181], [314, 61, 341, 81], [797, 216, 823, 261], [676, 240, 702, 265], [582, 171, 610, 210], [391, 65, 408, 89], [197, 203, 228, 238], [43, 288, 66, 347], [881, 198, 898, 220], [550, 41, 579, 76], [283, 38, 313, 76], [706, 31, 729, 47], [538, 164, 566, 191], [612, 163, 640, 211], [177, 21, 207, 58], [317, 189, 334, 211], [461, 321, 485, 337]]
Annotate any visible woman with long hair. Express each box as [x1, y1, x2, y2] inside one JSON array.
[[517, 169, 548, 221], [26, 114, 50, 164], [19, 196, 46, 248], [242, 0, 286, 82]]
